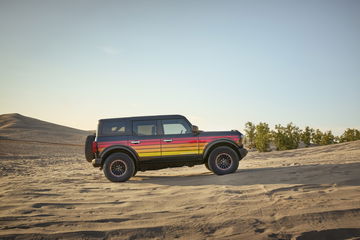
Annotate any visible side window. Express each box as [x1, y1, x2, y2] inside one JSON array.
[[133, 120, 157, 136], [101, 121, 128, 136], [162, 119, 191, 135]]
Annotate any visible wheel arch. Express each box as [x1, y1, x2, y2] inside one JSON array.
[[100, 145, 139, 168], [202, 139, 240, 162]]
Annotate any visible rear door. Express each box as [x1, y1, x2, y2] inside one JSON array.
[[128, 120, 161, 162], [160, 118, 200, 162]]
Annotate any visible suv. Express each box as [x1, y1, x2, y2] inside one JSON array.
[[85, 115, 247, 182]]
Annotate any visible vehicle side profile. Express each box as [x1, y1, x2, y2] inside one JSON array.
[[85, 115, 247, 182]]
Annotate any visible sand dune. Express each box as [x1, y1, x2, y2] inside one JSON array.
[[0, 113, 91, 145], [1, 136, 360, 239]]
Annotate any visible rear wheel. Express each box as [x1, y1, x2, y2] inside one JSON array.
[[103, 153, 135, 182], [208, 146, 239, 175], [85, 135, 95, 162]]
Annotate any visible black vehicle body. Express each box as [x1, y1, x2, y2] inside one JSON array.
[[85, 115, 247, 182]]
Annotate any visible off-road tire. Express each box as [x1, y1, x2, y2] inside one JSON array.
[[208, 146, 239, 175], [204, 162, 212, 171], [103, 153, 135, 182], [85, 135, 95, 162]]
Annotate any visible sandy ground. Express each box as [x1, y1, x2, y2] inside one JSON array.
[[0, 140, 360, 240]]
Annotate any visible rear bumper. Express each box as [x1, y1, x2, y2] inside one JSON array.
[[238, 147, 248, 159], [92, 158, 102, 167]]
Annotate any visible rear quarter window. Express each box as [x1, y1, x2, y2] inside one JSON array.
[[100, 120, 129, 136]]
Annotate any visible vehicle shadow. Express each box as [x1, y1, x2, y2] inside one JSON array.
[[132, 162, 360, 187]]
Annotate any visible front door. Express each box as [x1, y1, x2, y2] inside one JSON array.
[[128, 120, 161, 162], [160, 118, 200, 162]]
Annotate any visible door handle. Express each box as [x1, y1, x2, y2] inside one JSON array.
[[163, 139, 173, 142], [131, 140, 140, 144]]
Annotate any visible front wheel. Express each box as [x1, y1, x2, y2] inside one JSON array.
[[103, 153, 135, 182], [208, 146, 239, 175], [204, 162, 212, 171]]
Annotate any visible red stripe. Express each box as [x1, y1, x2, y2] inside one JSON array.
[[164, 140, 198, 144]]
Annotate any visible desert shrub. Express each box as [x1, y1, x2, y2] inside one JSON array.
[[301, 126, 314, 147], [320, 131, 335, 145], [312, 129, 323, 145], [311, 129, 336, 145], [244, 122, 357, 151], [255, 122, 271, 152], [272, 123, 301, 150], [340, 128, 360, 142], [244, 122, 256, 148]]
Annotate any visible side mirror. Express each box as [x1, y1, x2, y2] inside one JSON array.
[[192, 125, 199, 133]]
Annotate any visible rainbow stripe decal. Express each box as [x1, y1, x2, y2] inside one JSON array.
[[129, 139, 161, 157], [97, 135, 239, 158], [159, 137, 199, 157]]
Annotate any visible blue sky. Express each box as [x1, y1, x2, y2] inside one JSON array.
[[0, 0, 359, 134]]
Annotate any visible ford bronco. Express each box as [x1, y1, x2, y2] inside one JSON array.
[[85, 115, 247, 182]]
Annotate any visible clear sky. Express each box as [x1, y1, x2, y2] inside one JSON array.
[[0, 0, 359, 134]]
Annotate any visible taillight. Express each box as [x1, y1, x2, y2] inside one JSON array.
[[238, 135, 244, 146], [92, 141, 98, 153]]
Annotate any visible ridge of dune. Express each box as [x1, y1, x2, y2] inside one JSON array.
[[0, 113, 92, 145]]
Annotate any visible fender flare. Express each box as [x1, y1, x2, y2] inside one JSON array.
[[202, 139, 240, 160], [100, 145, 139, 165]]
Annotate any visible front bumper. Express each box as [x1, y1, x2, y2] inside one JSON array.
[[238, 147, 248, 159]]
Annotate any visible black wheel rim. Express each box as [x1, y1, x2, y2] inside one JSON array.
[[215, 153, 232, 170], [109, 160, 127, 177]]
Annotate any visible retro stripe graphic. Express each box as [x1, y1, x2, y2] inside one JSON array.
[[162, 137, 199, 156], [129, 139, 161, 157], [97, 140, 128, 153], [97, 135, 239, 158]]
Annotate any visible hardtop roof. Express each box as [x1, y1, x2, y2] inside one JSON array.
[[99, 114, 188, 122]]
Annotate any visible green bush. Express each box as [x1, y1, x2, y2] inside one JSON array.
[[320, 131, 335, 145], [340, 128, 360, 142], [243, 123, 358, 152], [272, 123, 301, 150], [244, 122, 256, 148], [255, 122, 271, 152], [312, 129, 323, 145], [301, 126, 314, 147]]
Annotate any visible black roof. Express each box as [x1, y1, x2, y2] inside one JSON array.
[[99, 114, 187, 122]]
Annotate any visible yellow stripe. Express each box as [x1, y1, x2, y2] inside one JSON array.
[[162, 150, 198, 155], [138, 152, 161, 157]]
